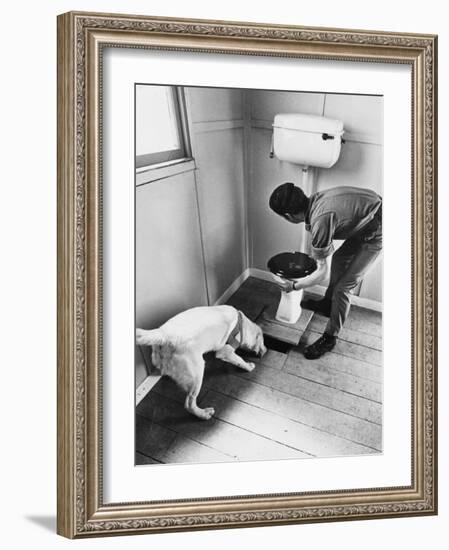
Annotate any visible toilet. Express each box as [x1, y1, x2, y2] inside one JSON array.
[[268, 113, 344, 324], [267, 252, 317, 324]]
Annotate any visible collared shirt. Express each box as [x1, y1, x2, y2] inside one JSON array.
[[305, 186, 382, 260]]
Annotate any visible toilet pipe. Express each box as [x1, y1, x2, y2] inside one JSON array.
[[300, 166, 315, 254]]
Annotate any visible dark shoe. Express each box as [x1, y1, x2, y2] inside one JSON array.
[[301, 297, 332, 317], [303, 333, 336, 360]]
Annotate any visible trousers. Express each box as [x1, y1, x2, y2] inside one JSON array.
[[324, 208, 382, 337]]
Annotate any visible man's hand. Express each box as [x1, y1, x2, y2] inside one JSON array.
[[276, 279, 296, 293], [274, 257, 331, 294]]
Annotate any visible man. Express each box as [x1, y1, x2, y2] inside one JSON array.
[[269, 183, 382, 360]]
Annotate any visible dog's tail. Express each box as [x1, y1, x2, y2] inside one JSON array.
[[136, 327, 167, 346]]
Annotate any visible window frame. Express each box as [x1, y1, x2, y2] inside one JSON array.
[[135, 85, 191, 170]]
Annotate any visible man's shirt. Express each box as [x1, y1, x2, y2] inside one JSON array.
[[305, 186, 382, 260]]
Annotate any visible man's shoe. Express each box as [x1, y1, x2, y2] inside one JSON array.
[[303, 333, 336, 360], [301, 297, 332, 317]]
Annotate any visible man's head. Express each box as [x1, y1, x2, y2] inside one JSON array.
[[269, 182, 309, 224]]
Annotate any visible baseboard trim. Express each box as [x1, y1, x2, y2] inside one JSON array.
[[214, 268, 251, 305], [248, 267, 276, 283], [136, 374, 161, 405]]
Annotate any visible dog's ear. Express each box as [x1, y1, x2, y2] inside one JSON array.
[[239, 312, 258, 347]]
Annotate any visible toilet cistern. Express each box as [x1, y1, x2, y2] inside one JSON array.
[[267, 252, 317, 324]]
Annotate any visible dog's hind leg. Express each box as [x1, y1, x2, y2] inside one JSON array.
[[216, 344, 256, 372], [184, 380, 215, 420], [180, 356, 215, 421]]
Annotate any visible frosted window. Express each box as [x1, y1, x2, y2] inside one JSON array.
[[135, 85, 186, 168]]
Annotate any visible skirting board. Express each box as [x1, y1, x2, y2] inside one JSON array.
[[213, 268, 251, 305], [136, 374, 161, 405]]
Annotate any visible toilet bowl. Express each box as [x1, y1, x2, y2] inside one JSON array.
[[267, 252, 317, 324]]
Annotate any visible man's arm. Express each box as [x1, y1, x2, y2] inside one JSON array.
[[293, 256, 331, 290], [276, 256, 331, 293]]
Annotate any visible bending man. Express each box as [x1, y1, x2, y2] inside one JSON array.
[[269, 183, 382, 360]]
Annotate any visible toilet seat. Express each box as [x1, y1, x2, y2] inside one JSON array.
[[267, 251, 316, 280]]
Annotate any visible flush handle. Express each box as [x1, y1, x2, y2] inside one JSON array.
[[321, 133, 335, 141], [269, 132, 275, 158]]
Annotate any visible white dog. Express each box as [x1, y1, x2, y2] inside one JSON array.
[[136, 305, 267, 420]]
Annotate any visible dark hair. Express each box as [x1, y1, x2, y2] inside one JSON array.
[[269, 183, 308, 216]]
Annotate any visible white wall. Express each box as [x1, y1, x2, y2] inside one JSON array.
[[249, 92, 325, 270], [1, 2, 447, 550], [135, 87, 246, 384], [248, 89, 383, 303], [186, 87, 247, 303], [136, 87, 246, 324], [135, 169, 209, 384]]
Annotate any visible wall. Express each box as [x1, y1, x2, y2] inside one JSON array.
[[186, 87, 247, 304], [136, 87, 246, 384], [2, 2, 447, 550], [248, 90, 383, 303], [135, 169, 209, 384], [249, 91, 325, 270]]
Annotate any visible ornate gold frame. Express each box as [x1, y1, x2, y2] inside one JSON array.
[[57, 11, 438, 538]]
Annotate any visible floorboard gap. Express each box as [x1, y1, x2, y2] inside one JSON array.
[[263, 335, 293, 354]]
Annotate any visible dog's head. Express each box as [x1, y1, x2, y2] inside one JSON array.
[[240, 313, 267, 357]]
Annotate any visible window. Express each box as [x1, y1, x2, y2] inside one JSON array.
[[135, 85, 189, 169]]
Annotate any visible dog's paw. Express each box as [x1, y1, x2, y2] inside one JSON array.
[[245, 362, 256, 372], [201, 407, 215, 420]]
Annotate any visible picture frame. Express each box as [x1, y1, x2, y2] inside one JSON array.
[[57, 10, 438, 538]]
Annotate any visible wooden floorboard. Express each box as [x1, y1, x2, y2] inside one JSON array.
[[257, 314, 304, 345], [218, 362, 381, 425], [139, 389, 310, 461], [284, 355, 382, 402], [135, 413, 177, 460], [226, 292, 265, 322], [303, 293, 382, 337], [242, 277, 279, 297], [257, 306, 314, 345], [262, 299, 315, 332], [252, 348, 287, 370], [226, 277, 275, 321], [137, 414, 233, 464], [204, 390, 376, 458], [309, 314, 383, 350], [310, 314, 382, 338], [301, 328, 383, 366], [230, 277, 315, 345], [202, 367, 382, 449], [302, 293, 382, 328], [348, 305, 382, 326], [286, 348, 382, 383], [135, 451, 161, 465], [135, 277, 384, 462], [163, 433, 235, 464]]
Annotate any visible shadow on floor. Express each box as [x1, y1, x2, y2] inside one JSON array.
[[24, 515, 56, 533]]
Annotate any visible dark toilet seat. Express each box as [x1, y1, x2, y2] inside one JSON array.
[[267, 251, 317, 279]]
